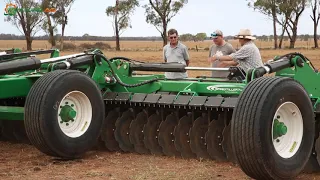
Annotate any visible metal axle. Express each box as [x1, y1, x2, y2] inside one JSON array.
[[184, 67, 229, 71]]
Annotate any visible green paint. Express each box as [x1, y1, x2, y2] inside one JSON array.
[[59, 105, 76, 123], [273, 119, 287, 139], [0, 106, 24, 120], [0, 48, 320, 122]]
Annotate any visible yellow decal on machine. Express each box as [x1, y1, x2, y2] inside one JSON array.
[[289, 141, 297, 153]]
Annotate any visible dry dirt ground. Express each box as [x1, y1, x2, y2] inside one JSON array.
[[1, 41, 320, 179], [1, 141, 320, 180]]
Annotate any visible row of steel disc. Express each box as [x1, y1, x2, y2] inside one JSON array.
[[0, 120, 30, 144], [99, 107, 237, 163]]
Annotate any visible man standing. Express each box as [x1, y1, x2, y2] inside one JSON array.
[[163, 28, 190, 79], [208, 30, 236, 77], [208, 29, 263, 73]]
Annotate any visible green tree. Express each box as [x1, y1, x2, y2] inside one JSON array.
[[195, 33, 207, 41], [106, 0, 139, 51], [143, 0, 188, 47], [179, 33, 194, 41], [5, 0, 45, 50]]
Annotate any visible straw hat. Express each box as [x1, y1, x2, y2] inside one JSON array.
[[234, 29, 256, 40]]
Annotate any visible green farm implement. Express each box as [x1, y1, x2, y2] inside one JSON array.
[[0, 48, 319, 179]]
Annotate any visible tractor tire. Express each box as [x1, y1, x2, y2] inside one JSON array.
[[231, 76, 315, 180], [24, 70, 104, 159]]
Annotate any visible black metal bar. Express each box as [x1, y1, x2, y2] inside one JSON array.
[[267, 57, 292, 73], [130, 63, 186, 72], [254, 57, 293, 77], [0, 49, 55, 61], [52, 55, 94, 70], [0, 57, 41, 75]]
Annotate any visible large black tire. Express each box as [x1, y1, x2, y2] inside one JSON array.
[[231, 76, 315, 179], [24, 70, 105, 159]]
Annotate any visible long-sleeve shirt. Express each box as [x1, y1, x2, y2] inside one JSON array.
[[228, 41, 264, 72]]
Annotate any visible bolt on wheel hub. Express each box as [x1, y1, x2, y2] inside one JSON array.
[[57, 91, 92, 138], [59, 104, 77, 124], [271, 102, 303, 159], [273, 119, 288, 139]]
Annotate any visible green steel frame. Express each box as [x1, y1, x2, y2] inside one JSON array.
[[0, 49, 318, 121]]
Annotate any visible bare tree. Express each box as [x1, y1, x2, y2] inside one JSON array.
[[247, 0, 280, 49], [50, 0, 75, 50], [143, 0, 188, 47], [5, 0, 45, 50], [277, 16, 289, 48], [41, 0, 58, 47], [106, 0, 139, 51], [310, 0, 320, 48], [279, 0, 307, 48]]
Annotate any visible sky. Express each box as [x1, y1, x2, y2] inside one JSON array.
[[0, 0, 317, 37]]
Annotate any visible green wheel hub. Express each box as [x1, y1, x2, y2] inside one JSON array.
[[59, 104, 77, 125], [271, 102, 303, 159], [273, 118, 287, 139], [57, 91, 93, 138]]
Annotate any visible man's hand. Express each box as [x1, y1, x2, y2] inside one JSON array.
[[208, 55, 217, 63]]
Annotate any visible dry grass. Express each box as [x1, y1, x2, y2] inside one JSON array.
[[0, 39, 318, 51]]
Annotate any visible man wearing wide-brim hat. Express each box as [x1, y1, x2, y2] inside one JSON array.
[[208, 29, 264, 73]]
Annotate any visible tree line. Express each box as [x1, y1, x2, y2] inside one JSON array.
[[0, 32, 316, 42], [3, 0, 189, 51], [3, 0, 320, 51], [4, 0, 74, 50], [247, 0, 320, 49]]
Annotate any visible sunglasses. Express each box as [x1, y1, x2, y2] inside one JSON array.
[[210, 33, 222, 39], [169, 36, 177, 39]]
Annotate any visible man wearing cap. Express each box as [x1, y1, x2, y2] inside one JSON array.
[[208, 30, 236, 77], [208, 29, 263, 73]]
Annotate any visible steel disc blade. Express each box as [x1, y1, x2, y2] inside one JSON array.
[[114, 109, 135, 152], [174, 114, 196, 159], [221, 123, 236, 163], [12, 121, 30, 144], [143, 113, 163, 155], [303, 151, 320, 173], [129, 111, 150, 154], [0, 120, 2, 140], [100, 108, 121, 151], [158, 112, 180, 157], [189, 115, 211, 159], [1, 120, 16, 141], [311, 132, 320, 172], [205, 119, 227, 161]]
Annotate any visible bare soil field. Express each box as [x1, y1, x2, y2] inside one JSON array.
[[1, 40, 320, 179]]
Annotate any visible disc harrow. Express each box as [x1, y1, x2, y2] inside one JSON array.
[[102, 91, 239, 162], [1, 49, 320, 179]]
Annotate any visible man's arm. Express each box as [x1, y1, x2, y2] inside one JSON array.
[[219, 60, 238, 67], [183, 46, 190, 66], [163, 47, 167, 63], [209, 45, 250, 63], [229, 43, 236, 53]]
